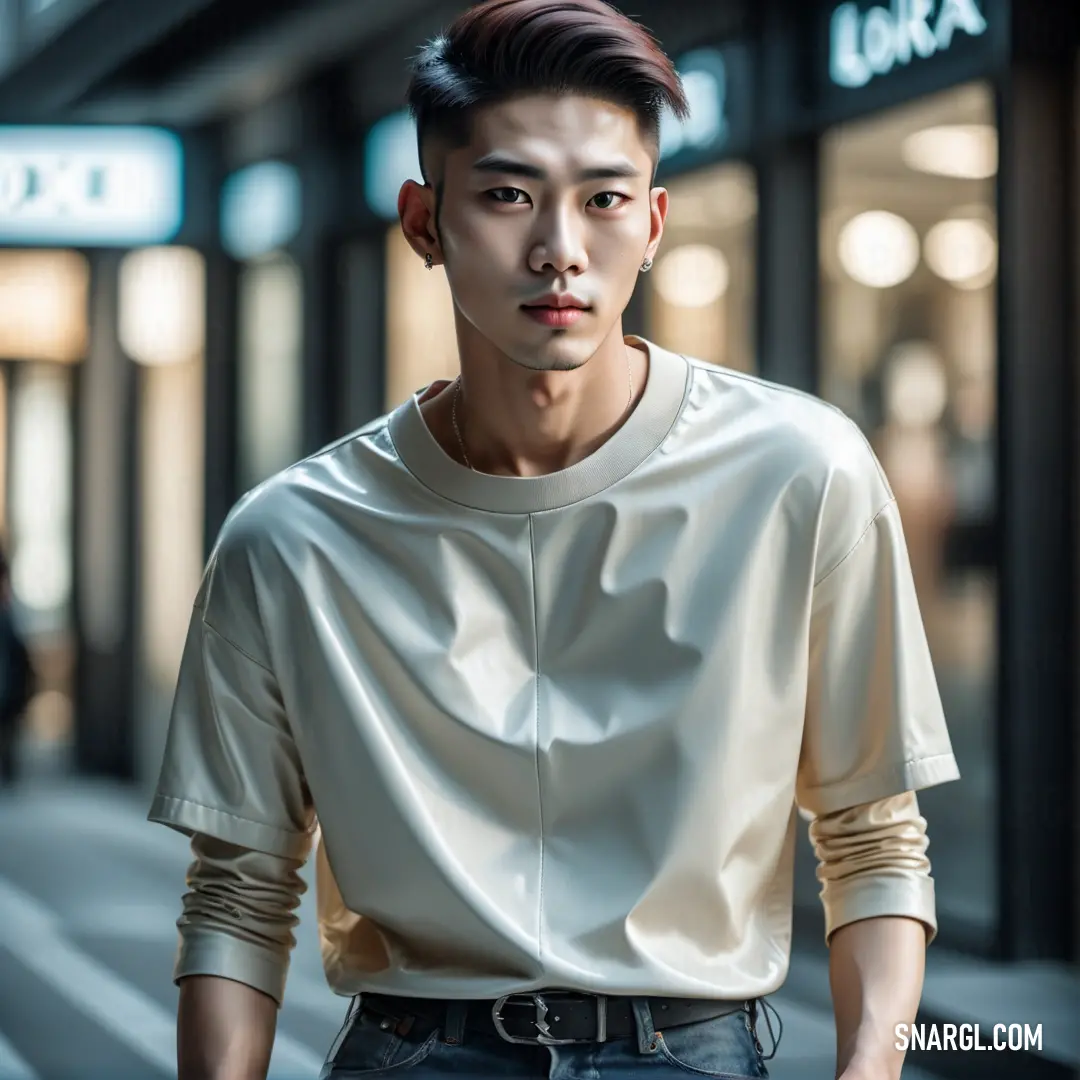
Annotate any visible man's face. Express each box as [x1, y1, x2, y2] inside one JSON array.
[[405, 93, 667, 372]]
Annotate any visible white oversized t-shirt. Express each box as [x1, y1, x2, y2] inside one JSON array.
[[149, 335, 959, 1002]]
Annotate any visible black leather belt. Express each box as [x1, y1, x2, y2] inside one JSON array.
[[360, 990, 746, 1045]]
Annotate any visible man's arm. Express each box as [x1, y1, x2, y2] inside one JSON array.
[[178, 976, 278, 1080], [796, 433, 959, 1077], [147, 530, 315, 1079], [172, 834, 309, 1080], [829, 916, 926, 1080], [807, 792, 937, 1080]]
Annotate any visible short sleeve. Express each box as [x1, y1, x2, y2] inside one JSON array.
[[796, 498, 960, 817], [148, 548, 316, 861]]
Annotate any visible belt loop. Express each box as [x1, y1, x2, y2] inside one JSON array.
[[443, 1000, 468, 1045], [630, 998, 660, 1054]]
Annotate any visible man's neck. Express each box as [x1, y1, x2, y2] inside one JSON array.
[[419, 332, 649, 478]]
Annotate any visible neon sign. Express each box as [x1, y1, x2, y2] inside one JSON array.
[[220, 160, 301, 260], [0, 126, 183, 245], [660, 49, 730, 161], [830, 0, 988, 89]]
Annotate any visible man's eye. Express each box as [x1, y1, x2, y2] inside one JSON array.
[[589, 192, 629, 210], [488, 188, 529, 204]]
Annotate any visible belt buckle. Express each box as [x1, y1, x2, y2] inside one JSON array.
[[491, 991, 605, 1046]]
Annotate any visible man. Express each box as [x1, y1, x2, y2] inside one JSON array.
[[149, 1, 960, 1077]]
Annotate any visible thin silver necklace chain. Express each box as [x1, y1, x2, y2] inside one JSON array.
[[451, 351, 634, 472]]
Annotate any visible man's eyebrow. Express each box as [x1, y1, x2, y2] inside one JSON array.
[[470, 153, 642, 181]]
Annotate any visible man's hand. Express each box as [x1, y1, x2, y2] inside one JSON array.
[[829, 916, 928, 1080]]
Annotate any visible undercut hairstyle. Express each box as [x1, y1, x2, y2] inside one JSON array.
[[405, 0, 689, 213]]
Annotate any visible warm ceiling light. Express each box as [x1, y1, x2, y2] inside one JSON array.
[[119, 246, 205, 366], [924, 218, 997, 289], [902, 125, 998, 180], [837, 210, 920, 289], [0, 250, 88, 362], [667, 175, 757, 231], [655, 244, 731, 308]]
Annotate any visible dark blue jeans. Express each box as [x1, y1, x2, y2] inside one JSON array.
[[321, 995, 773, 1079]]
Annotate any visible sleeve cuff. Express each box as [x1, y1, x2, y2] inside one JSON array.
[[149, 793, 313, 860], [800, 752, 960, 817], [175, 925, 290, 1007], [823, 873, 938, 946]]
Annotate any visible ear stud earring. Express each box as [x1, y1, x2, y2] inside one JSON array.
[[424, 253, 434, 270], [640, 257, 653, 273]]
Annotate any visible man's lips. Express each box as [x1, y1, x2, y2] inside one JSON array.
[[521, 306, 588, 327], [521, 294, 590, 310], [521, 303, 590, 310]]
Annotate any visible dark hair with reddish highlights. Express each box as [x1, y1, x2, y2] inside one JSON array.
[[405, 0, 689, 194]]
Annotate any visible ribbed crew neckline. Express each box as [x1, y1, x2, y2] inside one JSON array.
[[387, 336, 690, 514]]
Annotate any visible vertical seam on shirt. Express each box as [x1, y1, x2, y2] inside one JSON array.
[[528, 514, 545, 961]]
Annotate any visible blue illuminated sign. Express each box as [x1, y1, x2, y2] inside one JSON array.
[[220, 160, 301, 260], [660, 49, 730, 162], [363, 110, 421, 222], [0, 125, 184, 246], [829, 0, 988, 89]]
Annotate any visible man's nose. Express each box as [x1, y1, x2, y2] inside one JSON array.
[[528, 206, 589, 275]]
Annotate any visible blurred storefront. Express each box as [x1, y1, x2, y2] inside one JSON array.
[[220, 159, 305, 494], [0, 0, 1073, 971], [0, 122, 195, 787], [793, 0, 1074, 970], [0, 248, 87, 774]]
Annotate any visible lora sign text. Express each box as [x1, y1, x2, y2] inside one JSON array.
[[830, 0, 988, 89]]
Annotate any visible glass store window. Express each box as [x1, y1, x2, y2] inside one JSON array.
[[367, 111, 460, 412], [645, 162, 757, 372], [221, 160, 305, 491], [819, 81, 998, 941], [385, 226, 458, 412], [7, 363, 77, 763], [0, 249, 89, 772], [238, 253, 304, 491], [119, 246, 207, 780]]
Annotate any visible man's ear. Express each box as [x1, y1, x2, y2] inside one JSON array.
[[398, 179, 443, 266], [643, 185, 669, 265]]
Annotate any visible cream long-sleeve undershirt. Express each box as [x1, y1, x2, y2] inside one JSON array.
[[174, 833, 309, 1005]]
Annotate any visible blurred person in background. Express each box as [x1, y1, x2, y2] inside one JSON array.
[[0, 544, 33, 788], [148, 1, 959, 1078]]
